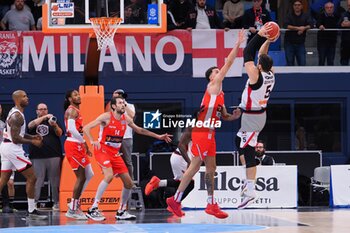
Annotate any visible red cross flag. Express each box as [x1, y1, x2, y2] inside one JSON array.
[[192, 29, 246, 78]]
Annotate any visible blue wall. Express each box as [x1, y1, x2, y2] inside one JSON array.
[[1, 72, 350, 165]]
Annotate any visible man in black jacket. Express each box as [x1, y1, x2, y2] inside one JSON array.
[[316, 1, 339, 66], [243, 0, 271, 41], [186, 0, 222, 30], [255, 141, 274, 166]]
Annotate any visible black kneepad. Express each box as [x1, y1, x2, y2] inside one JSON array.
[[244, 146, 257, 168], [235, 136, 244, 155]]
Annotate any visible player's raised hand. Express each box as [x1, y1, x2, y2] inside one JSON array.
[[237, 28, 247, 45], [159, 133, 173, 143], [258, 24, 272, 38]]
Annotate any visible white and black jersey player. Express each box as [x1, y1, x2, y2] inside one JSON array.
[[144, 127, 194, 216], [235, 24, 279, 209], [0, 90, 47, 219]]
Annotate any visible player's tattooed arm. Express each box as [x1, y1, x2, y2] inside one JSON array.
[[9, 112, 35, 144]]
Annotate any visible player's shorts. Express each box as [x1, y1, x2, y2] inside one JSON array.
[[191, 130, 216, 159], [236, 112, 266, 148], [94, 145, 128, 176], [170, 148, 194, 180], [0, 142, 32, 172], [64, 140, 90, 170]]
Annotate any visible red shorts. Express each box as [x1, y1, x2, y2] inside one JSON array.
[[191, 131, 216, 159], [64, 140, 90, 170], [94, 145, 128, 176]]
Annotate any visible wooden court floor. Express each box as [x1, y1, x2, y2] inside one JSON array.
[[0, 207, 348, 233]]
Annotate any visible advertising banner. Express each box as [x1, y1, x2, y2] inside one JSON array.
[[330, 165, 350, 207], [1, 30, 245, 78], [183, 166, 298, 208]]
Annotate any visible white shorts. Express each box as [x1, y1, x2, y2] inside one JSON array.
[[237, 112, 266, 148], [170, 149, 193, 180], [0, 143, 32, 172]]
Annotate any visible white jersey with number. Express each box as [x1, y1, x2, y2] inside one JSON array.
[[0, 107, 31, 172], [3, 107, 26, 147], [239, 71, 275, 112]]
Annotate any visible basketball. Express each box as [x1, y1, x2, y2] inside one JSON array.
[[51, 5, 59, 11], [264, 21, 280, 40]]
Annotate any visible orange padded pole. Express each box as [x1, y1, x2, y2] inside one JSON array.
[[59, 85, 123, 212]]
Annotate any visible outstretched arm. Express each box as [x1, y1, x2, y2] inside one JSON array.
[[126, 115, 172, 143], [83, 113, 110, 147], [221, 105, 242, 121], [244, 24, 274, 84]]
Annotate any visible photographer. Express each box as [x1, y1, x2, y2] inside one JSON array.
[[28, 103, 63, 210]]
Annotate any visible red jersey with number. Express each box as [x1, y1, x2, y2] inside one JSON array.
[[193, 90, 224, 136], [98, 112, 127, 154], [239, 71, 275, 111], [65, 105, 83, 139]]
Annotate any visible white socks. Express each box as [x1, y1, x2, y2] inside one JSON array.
[[28, 198, 36, 212], [92, 180, 109, 209], [159, 180, 167, 187], [174, 191, 183, 202]]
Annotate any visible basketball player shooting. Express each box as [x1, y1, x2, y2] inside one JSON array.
[[236, 23, 279, 209]]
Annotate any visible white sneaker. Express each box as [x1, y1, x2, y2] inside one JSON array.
[[240, 182, 248, 197], [65, 208, 88, 220], [52, 203, 60, 211], [115, 210, 136, 220], [86, 207, 106, 221], [237, 191, 257, 210]]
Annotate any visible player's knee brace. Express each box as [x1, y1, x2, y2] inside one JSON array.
[[235, 136, 244, 155], [244, 146, 257, 168]]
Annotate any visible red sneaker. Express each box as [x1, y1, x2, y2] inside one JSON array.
[[166, 197, 183, 217], [167, 206, 185, 216], [145, 176, 160, 195], [205, 203, 228, 219]]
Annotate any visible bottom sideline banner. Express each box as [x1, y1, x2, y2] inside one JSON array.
[[182, 166, 298, 208], [330, 165, 350, 207]]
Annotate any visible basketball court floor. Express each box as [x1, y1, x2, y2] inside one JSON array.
[[0, 207, 349, 233]]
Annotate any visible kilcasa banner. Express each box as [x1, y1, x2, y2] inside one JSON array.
[[182, 166, 298, 208], [0, 30, 245, 78]]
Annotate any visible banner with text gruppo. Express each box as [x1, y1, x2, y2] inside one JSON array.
[[0, 30, 245, 78], [182, 166, 298, 209]]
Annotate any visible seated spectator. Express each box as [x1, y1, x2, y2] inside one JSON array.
[[0, 1, 12, 26], [316, 1, 339, 66], [1, 0, 36, 31], [168, 0, 194, 29], [124, 6, 138, 24], [284, 0, 313, 66], [125, 0, 146, 24], [167, 9, 180, 31], [311, 0, 341, 20], [36, 16, 42, 30], [186, 0, 223, 30], [223, 0, 244, 29], [26, 0, 44, 27], [340, 0, 350, 66], [255, 141, 275, 166], [242, 0, 271, 41]]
